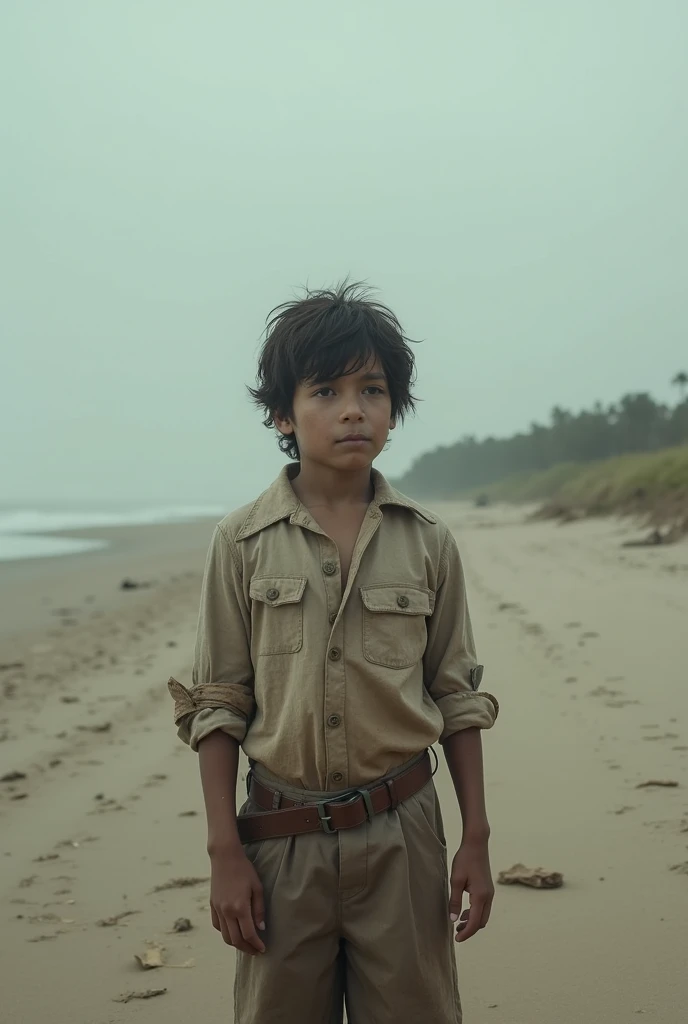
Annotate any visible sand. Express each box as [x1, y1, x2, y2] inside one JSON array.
[[1, 506, 687, 1023]]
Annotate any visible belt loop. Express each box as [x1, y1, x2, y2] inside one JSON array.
[[246, 767, 254, 799], [428, 746, 439, 777], [272, 789, 282, 810], [385, 778, 399, 810]]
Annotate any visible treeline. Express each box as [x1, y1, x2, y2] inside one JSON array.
[[395, 375, 688, 499]]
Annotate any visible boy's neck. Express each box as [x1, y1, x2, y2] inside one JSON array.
[[290, 460, 375, 509]]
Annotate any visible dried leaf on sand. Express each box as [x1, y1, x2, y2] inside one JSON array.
[[135, 941, 165, 970], [114, 988, 167, 1004], [497, 863, 564, 889], [636, 780, 679, 789]]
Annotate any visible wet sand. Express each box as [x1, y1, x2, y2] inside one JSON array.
[[1, 507, 687, 1022]]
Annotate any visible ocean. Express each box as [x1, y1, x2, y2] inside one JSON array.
[[0, 505, 226, 562]]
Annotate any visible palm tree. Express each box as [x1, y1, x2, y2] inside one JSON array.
[[672, 371, 688, 402]]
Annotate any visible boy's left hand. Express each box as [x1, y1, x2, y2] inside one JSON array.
[[448, 841, 494, 942]]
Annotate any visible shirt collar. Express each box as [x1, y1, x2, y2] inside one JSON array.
[[235, 464, 436, 541]]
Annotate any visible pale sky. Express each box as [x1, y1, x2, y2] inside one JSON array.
[[2, 1, 687, 506]]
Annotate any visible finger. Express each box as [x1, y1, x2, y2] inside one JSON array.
[[219, 912, 234, 947], [449, 875, 466, 923], [456, 896, 487, 943], [239, 909, 266, 954], [480, 893, 494, 929], [227, 917, 257, 956], [210, 903, 221, 932], [252, 883, 266, 934]]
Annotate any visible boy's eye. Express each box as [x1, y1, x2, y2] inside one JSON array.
[[313, 386, 335, 397], [363, 386, 385, 395]]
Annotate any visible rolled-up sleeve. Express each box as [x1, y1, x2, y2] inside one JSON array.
[[167, 523, 255, 751], [423, 528, 499, 741]]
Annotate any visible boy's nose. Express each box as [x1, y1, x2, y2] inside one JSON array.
[[340, 403, 365, 421]]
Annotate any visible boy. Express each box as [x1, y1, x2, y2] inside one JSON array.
[[168, 282, 499, 1023]]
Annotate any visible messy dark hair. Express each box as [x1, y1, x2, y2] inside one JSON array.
[[248, 280, 418, 459]]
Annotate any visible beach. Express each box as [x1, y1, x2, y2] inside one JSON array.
[[1, 506, 686, 1023]]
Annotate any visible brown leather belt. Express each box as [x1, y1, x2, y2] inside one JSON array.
[[237, 750, 434, 844]]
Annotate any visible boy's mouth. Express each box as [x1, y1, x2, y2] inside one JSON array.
[[337, 434, 371, 445]]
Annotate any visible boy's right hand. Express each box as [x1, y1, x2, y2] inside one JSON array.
[[209, 847, 266, 955]]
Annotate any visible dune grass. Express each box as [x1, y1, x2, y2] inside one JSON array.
[[476, 444, 688, 533]]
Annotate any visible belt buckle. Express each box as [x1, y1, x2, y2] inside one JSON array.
[[316, 800, 336, 834], [315, 786, 374, 834]]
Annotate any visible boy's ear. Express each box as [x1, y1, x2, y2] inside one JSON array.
[[389, 418, 397, 431], [274, 410, 295, 436]]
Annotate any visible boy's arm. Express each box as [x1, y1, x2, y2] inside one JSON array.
[[199, 729, 242, 854], [443, 728, 494, 941], [423, 528, 498, 738], [423, 528, 498, 941], [168, 524, 266, 956], [168, 524, 255, 750]]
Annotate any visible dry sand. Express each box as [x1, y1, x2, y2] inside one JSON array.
[[1, 506, 687, 1023]]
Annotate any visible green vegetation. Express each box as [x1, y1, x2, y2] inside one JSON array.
[[394, 376, 688, 535], [479, 444, 688, 529]]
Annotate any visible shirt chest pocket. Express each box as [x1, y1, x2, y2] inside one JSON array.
[[249, 575, 307, 656], [360, 584, 435, 669]]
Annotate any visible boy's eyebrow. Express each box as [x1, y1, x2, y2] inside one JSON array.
[[361, 371, 387, 381]]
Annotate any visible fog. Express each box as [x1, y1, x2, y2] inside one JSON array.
[[3, 0, 687, 505]]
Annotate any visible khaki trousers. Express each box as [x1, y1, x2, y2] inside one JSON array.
[[234, 752, 462, 1023]]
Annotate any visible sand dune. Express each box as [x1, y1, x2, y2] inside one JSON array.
[[1, 507, 686, 1022]]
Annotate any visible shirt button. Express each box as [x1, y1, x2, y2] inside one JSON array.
[[327, 714, 341, 728], [266, 587, 280, 601], [331, 771, 344, 784], [323, 561, 337, 575], [328, 612, 337, 625], [397, 594, 410, 609], [328, 647, 341, 661]]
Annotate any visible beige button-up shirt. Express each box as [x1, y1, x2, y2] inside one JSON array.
[[168, 466, 498, 791]]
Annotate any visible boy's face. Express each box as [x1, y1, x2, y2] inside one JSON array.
[[275, 359, 395, 470]]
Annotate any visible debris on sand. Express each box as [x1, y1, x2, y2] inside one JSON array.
[[151, 876, 209, 894], [135, 941, 165, 970], [173, 917, 193, 932], [670, 862, 688, 875], [497, 863, 564, 889], [178, 810, 198, 817], [622, 528, 676, 548], [96, 909, 141, 927], [0, 662, 24, 672], [114, 988, 167, 1004], [635, 779, 679, 789], [1, 770, 27, 783], [55, 835, 100, 848], [76, 722, 112, 733], [120, 578, 152, 590]]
